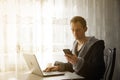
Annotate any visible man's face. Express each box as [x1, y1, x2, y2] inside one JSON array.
[[71, 22, 86, 40]]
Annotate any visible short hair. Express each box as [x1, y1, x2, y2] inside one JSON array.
[[70, 16, 87, 28]]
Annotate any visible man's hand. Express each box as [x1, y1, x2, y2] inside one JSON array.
[[65, 54, 79, 65], [43, 66, 60, 72]]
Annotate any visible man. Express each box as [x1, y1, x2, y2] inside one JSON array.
[[44, 16, 105, 80]]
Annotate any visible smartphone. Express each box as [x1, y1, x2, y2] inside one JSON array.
[[63, 49, 73, 55]]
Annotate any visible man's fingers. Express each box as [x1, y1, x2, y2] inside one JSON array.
[[65, 55, 74, 63], [65, 54, 72, 59], [50, 66, 59, 71], [50, 67, 57, 71], [43, 67, 51, 72], [65, 55, 71, 61], [43, 68, 48, 72], [44, 67, 57, 72]]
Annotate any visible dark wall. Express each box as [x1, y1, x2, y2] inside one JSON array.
[[104, 0, 120, 79], [86, 0, 120, 79]]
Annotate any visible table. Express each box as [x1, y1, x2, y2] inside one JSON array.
[[0, 71, 84, 80]]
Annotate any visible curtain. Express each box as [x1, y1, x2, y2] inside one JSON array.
[[0, 0, 77, 72]]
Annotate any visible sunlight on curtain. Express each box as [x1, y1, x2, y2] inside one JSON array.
[[0, 0, 93, 72], [0, 0, 75, 72]]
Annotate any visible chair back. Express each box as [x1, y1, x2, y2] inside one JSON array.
[[103, 48, 116, 80]]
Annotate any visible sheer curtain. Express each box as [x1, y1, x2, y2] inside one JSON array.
[[0, 0, 83, 72]]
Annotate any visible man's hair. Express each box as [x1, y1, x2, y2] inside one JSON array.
[[70, 16, 87, 28]]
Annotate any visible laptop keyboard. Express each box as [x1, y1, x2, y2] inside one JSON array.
[[43, 71, 64, 75], [43, 72, 58, 74]]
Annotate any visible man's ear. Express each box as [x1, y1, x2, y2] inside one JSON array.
[[84, 27, 87, 32]]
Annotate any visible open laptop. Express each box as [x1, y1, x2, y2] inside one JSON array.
[[23, 53, 65, 77]]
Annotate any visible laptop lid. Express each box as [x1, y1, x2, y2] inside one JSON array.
[[23, 53, 65, 77], [23, 54, 44, 76]]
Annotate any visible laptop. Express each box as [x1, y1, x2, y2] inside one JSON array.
[[23, 53, 65, 77]]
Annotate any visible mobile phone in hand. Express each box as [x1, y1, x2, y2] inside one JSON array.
[[63, 49, 73, 55]]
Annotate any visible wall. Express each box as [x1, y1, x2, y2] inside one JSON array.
[[85, 0, 120, 79]]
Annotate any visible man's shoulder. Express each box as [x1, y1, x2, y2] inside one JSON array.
[[93, 40, 104, 46], [88, 36, 104, 46]]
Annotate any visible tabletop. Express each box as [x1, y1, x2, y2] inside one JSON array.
[[0, 71, 84, 80]]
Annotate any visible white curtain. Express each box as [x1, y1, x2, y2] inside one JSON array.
[[0, 0, 83, 72]]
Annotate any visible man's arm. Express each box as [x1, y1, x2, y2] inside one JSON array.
[[54, 61, 74, 72]]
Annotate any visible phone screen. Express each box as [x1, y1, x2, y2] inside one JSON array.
[[63, 49, 73, 55]]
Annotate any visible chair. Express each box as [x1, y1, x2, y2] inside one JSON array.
[[103, 48, 116, 80]]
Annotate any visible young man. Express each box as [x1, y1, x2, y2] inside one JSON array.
[[44, 16, 105, 80]]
